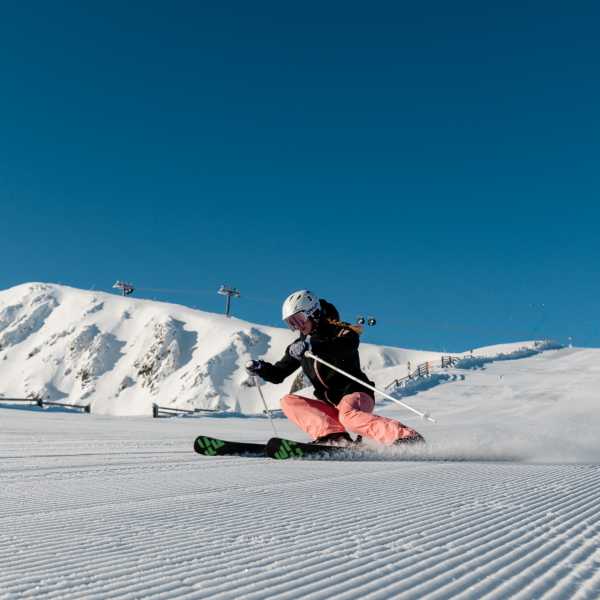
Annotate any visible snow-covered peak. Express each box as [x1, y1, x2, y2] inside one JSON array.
[[0, 282, 547, 416]]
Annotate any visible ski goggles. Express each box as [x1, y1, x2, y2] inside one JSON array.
[[284, 311, 310, 331]]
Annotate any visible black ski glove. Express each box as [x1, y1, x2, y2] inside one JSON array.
[[289, 337, 312, 360], [245, 360, 266, 375]]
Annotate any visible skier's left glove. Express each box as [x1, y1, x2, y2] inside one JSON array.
[[289, 337, 311, 360]]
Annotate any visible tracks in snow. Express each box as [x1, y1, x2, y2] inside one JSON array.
[[2, 448, 600, 599]]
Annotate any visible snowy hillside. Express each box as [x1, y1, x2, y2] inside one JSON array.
[[0, 283, 450, 415]]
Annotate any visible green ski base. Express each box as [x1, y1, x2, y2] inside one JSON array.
[[193, 435, 266, 457], [193, 435, 356, 459], [266, 437, 356, 460]]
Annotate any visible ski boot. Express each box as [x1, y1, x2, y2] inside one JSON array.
[[394, 432, 425, 445], [312, 432, 355, 447]]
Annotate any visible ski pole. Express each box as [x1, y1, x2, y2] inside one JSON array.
[[305, 351, 436, 423], [254, 376, 279, 436]]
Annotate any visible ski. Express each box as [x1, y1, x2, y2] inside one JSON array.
[[266, 437, 358, 460], [193, 435, 266, 457], [193, 435, 433, 461]]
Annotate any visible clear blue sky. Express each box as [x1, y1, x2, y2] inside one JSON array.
[[1, 1, 598, 351]]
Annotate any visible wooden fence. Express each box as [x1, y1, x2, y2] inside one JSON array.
[[152, 404, 219, 418], [385, 339, 561, 392], [0, 397, 91, 413]]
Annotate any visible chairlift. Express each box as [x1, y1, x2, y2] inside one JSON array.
[[113, 280, 135, 296]]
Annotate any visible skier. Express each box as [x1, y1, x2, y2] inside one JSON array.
[[246, 290, 424, 447]]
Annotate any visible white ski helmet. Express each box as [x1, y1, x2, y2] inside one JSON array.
[[282, 290, 320, 322]]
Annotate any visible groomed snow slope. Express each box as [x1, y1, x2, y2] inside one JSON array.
[[1, 347, 600, 599]]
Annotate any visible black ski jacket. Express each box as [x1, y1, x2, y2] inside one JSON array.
[[258, 319, 374, 406]]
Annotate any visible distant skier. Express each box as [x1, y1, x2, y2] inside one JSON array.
[[246, 290, 424, 447]]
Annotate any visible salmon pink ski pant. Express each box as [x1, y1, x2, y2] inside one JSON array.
[[280, 392, 419, 446]]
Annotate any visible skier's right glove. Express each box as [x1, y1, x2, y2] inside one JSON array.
[[288, 337, 311, 360], [245, 360, 265, 376]]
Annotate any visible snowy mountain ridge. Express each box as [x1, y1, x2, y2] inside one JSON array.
[[0, 282, 547, 416]]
